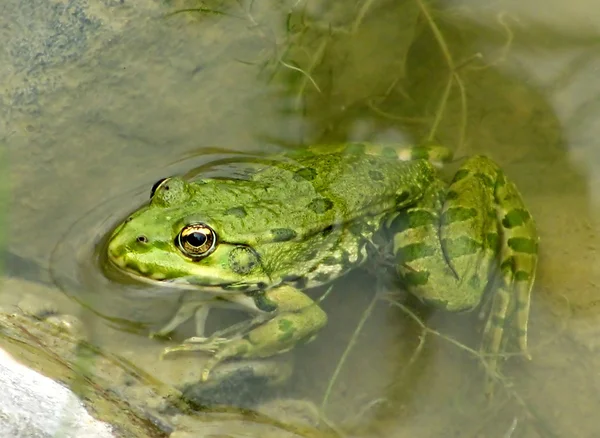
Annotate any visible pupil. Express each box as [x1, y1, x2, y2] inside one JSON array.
[[186, 232, 207, 247]]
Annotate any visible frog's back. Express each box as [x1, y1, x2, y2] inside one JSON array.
[[254, 143, 443, 221]]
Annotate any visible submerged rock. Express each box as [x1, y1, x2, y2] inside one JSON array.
[[0, 347, 115, 438]]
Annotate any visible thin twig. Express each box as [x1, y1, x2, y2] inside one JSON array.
[[321, 291, 380, 415]]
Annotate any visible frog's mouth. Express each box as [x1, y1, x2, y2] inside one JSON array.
[[106, 254, 266, 293], [106, 255, 188, 288]]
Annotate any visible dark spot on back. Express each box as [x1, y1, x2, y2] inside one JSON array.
[[293, 167, 317, 181], [224, 206, 247, 218], [475, 172, 495, 188], [368, 170, 385, 181], [308, 198, 334, 214], [271, 228, 298, 242]]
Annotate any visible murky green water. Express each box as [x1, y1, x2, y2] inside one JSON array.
[[3, 0, 600, 436]]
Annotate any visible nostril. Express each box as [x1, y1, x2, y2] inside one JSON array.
[[136, 235, 148, 244]]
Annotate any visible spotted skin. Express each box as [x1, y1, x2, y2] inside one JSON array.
[[106, 143, 538, 388]]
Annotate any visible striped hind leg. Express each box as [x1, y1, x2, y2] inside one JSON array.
[[481, 162, 538, 391]]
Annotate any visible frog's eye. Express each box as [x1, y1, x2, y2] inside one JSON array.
[[150, 177, 171, 199], [176, 223, 217, 259]]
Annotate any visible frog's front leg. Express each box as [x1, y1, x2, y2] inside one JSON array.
[[163, 285, 327, 382], [151, 293, 255, 343], [151, 298, 211, 339]]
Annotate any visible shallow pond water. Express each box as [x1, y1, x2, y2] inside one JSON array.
[[3, 0, 600, 436]]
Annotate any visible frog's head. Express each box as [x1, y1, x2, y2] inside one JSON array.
[[106, 177, 273, 293]]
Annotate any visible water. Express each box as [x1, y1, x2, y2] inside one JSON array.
[[3, 0, 600, 436]]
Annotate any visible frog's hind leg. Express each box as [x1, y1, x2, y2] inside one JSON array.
[[482, 165, 538, 385], [447, 156, 537, 393], [391, 155, 538, 394]]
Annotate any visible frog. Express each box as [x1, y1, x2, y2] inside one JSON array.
[[106, 143, 538, 388]]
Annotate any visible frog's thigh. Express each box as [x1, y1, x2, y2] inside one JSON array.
[[393, 178, 495, 312], [437, 157, 500, 308]]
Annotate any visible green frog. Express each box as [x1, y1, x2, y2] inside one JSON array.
[[106, 143, 538, 385]]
